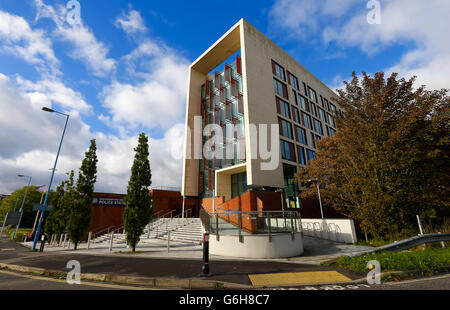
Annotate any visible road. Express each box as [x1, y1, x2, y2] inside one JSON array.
[[0, 269, 155, 290], [293, 274, 450, 290]]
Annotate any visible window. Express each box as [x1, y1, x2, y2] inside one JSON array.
[[329, 127, 336, 136], [319, 108, 327, 122], [296, 126, 307, 145], [311, 133, 316, 148], [274, 78, 288, 99], [328, 114, 336, 128], [302, 82, 308, 97], [292, 90, 298, 105], [314, 119, 324, 135], [298, 146, 307, 165], [272, 61, 286, 81], [279, 118, 293, 140], [298, 95, 308, 112], [231, 172, 248, 199], [292, 106, 300, 124], [307, 149, 315, 162], [277, 98, 291, 119], [283, 164, 298, 200], [308, 87, 318, 103], [311, 103, 318, 117], [329, 103, 336, 112], [302, 112, 312, 130], [288, 72, 299, 90], [280, 140, 296, 162], [324, 98, 329, 111]]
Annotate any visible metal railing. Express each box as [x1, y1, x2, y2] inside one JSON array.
[[350, 233, 450, 257], [91, 226, 116, 242], [200, 209, 302, 242], [146, 209, 197, 239]]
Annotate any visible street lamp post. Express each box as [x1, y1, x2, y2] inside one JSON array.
[[32, 107, 69, 251], [308, 178, 324, 219], [13, 175, 32, 239]]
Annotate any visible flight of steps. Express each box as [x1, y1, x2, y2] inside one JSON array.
[[90, 218, 204, 247], [144, 218, 204, 245]]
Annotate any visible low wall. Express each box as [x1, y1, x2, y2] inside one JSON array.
[[209, 233, 304, 259], [301, 219, 357, 244]]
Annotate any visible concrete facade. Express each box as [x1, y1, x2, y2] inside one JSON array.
[[182, 18, 341, 209]]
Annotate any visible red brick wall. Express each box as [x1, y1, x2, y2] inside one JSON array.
[[89, 193, 126, 234]]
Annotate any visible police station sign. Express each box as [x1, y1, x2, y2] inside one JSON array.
[[93, 197, 125, 207]]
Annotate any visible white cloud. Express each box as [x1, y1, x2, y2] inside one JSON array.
[[268, 0, 360, 39], [0, 10, 59, 75], [0, 72, 184, 194], [115, 9, 147, 35], [34, 0, 116, 77], [101, 32, 189, 132], [269, 0, 450, 90], [15, 76, 91, 113]]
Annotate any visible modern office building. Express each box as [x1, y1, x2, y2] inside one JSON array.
[[182, 19, 340, 211]]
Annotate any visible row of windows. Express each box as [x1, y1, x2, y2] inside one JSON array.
[[280, 139, 315, 165], [272, 60, 337, 114], [275, 82, 336, 131]]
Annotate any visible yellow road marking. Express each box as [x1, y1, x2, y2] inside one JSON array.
[[249, 271, 352, 287], [0, 269, 159, 290]]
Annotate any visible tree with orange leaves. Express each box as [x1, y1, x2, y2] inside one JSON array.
[[295, 72, 449, 238]]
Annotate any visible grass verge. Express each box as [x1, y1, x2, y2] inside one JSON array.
[[336, 247, 450, 277]]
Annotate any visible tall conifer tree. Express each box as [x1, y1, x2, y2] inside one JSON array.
[[67, 139, 98, 250], [124, 133, 153, 253]]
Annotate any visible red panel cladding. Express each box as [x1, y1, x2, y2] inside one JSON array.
[[201, 99, 205, 115], [236, 56, 242, 75], [238, 93, 244, 114], [225, 100, 231, 120], [205, 80, 210, 94], [215, 72, 220, 88], [225, 64, 231, 83], [210, 91, 214, 110], [231, 78, 236, 97], [215, 107, 220, 124], [220, 86, 225, 103]]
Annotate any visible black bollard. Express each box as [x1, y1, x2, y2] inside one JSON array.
[[39, 234, 46, 252], [201, 233, 210, 276]]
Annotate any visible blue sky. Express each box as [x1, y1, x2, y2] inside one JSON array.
[[0, 0, 448, 194]]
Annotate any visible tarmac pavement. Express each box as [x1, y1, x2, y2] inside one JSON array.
[[0, 235, 371, 289]]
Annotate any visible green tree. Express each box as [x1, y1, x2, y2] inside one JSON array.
[[296, 72, 449, 238], [45, 171, 75, 238], [0, 186, 53, 229], [67, 140, 98, 250], [123, 133, 153, 253]]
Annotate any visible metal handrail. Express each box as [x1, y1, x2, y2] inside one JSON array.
[[153, 210, 164, 218], [159, 210, 175, 219], [203, 209, 302, 237], [350, 233, 450, 257], [110, 225, 124, 235], [91, 226, 115, 240]]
